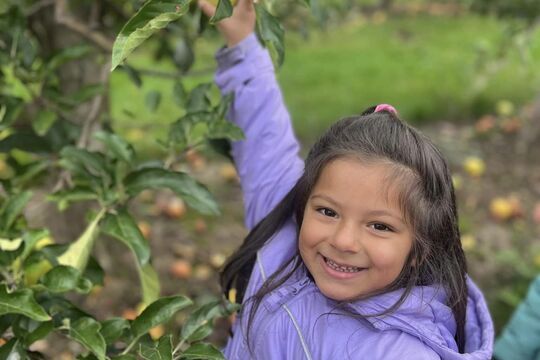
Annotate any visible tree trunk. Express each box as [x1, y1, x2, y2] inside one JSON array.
[[26, 3, 112, 243]]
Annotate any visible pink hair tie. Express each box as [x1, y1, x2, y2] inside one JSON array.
[[374, 104, 398, 115]]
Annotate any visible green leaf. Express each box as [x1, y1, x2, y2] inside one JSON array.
[[111, 0, 191, 71], [39, 295, 91, 327], [145, 91, 162, 113], [255, 3, 285, 67], [24, 320, 54, 346], [0, 131, 51, 153], [210, 0, 233, 24], [131, 295, 192, 339], [173, 81, 187, 108], [40, 265, 93, 294], [0, 237, 23, 251], [83, 257, 105, 287], [0, 190, 32, 231], [167, 117, 192, 150], [214, 92, 234, 120], [124, 168, 219, 215], [94, 131, 135, 165], [173, 39, 194, 73], [19, 229, 50, 262], [100, 317, 130, 345], [0, 338, 27, 360], [57, 209, 106, 272], [12, 313, 36, 338], [0, 97, 24, 131], [139, 334, 173, 360], [138, 263, 160, 307], [32, 110, 57, 136], [0, 286, 50, 321], [101, 209, 150, 266], [67, 317, 106, 360], [60, 147, 111, 182], [180, 300, 222, 343], [207, 120, 244, 141], [0, 64, 33, 102], [11, 160, 50, 188], [0, 238, 24, 266], [48, 187, 100, 212], [186, 83, 212, 113], [0, 314, 15, 335], [43, 117, 80, 152], [180, 342, 224, 360]]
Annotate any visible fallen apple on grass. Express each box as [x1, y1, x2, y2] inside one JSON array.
[[463, 156, 485, 178], [209, 252, 226, 269], [170, 259, 193, 279], [489, 197, 514, 221], [164, 198, 187, 219]]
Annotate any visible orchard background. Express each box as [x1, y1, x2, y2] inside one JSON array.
[[0, 0, 539, 358]]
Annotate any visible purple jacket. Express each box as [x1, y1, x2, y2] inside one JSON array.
[[215, 33, 494, 360]]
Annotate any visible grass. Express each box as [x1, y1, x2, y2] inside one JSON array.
[[279, 14, 540, 140], [110, 13, 540, 152]]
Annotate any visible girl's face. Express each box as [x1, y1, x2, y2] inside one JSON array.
[[299, 158, 414, 301]]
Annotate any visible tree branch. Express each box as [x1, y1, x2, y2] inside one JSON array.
[[54, 0, 113, 52]]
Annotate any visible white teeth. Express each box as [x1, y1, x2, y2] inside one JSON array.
[[325, 257, 361, 273]]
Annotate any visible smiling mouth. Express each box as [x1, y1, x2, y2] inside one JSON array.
[[323, 256, 364, 273]]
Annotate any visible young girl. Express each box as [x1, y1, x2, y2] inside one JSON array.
[[199, 1, 494, 358]]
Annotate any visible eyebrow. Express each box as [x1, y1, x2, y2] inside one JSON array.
[[310, 194, 406, 225]]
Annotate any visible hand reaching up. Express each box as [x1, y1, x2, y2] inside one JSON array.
[[198, 0, 256, 48]]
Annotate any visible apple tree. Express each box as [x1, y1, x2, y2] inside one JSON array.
[[0, 0, 298, 358]]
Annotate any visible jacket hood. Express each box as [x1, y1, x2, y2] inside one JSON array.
[[346, 277, 494, 360]]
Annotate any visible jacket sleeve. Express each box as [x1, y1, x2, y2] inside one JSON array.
[[215, 33, 304, 230], [494, 275, 540, 360]]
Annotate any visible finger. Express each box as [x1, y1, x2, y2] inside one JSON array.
[[198, 0, 216, 17]]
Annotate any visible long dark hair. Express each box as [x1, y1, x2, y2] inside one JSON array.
[[220, 106, 468, 352]]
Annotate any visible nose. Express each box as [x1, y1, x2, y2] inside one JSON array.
[[330, 220, 361, 253]]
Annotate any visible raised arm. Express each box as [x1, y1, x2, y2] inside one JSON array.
[[201, 0, 304, 229], [215, 35, 303, 229]]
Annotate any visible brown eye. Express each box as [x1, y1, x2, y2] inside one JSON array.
[[372, 223, 392, 232], [317, 207, 337, 218]]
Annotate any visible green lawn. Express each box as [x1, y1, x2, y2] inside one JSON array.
[[110, 13, 540, 153]]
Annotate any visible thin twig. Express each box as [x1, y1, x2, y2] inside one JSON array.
[[54, 0, 113, 52], [77, 60, 111, 148]]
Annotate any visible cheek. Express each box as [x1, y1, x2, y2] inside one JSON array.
[[370, 239, 412, 271], [298, 215, 321, 249]]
